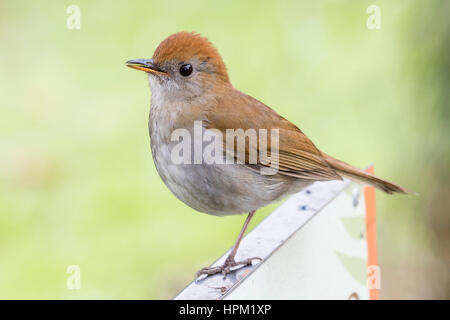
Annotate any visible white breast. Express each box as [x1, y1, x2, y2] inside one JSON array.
[[147, 78, 310, 215]]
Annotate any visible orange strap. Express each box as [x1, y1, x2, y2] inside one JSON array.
[[364, 165, 379, 300]]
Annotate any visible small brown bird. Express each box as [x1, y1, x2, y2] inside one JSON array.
[[126, 32, 407, 278]]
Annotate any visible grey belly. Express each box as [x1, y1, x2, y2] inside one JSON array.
[[150, 142, 311, 216]]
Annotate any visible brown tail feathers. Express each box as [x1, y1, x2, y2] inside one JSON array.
[[323, 153, 408, 195]]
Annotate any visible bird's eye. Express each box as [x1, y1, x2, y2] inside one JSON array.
[[179, 64, 193, 77]]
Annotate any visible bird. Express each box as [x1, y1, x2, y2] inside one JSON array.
[[126, 32, 407, 278]]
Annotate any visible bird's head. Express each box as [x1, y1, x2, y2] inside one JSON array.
[[127, 32, 230, 101]]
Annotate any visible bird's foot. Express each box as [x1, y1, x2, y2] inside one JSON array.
[[196, 256, 262, 279]]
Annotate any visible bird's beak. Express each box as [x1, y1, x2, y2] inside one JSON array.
[[126, 59, 167, 75]]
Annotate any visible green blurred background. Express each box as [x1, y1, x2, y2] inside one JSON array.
[[0, 0, 448, 299]]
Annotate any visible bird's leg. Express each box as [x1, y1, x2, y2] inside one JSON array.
[[224, 211, 257, 265], [196, 211, 262, 278]]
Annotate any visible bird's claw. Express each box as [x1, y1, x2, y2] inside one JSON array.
[[195, 256, 262, 279]]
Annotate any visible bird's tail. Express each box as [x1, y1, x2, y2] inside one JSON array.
[[322, 153, 408, 195]]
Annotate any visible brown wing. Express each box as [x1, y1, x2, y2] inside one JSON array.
[[204, 87, 341, 181]]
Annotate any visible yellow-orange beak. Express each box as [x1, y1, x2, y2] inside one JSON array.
[[126, 59, 167, 75]]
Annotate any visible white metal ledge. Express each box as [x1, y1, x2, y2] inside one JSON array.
[[174, 177, 372, 300]]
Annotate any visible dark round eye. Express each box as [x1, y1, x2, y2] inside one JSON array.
[[179, 64, 193, 76]]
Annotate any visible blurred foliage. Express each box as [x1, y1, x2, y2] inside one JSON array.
[[0, 0, 448, 299]]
